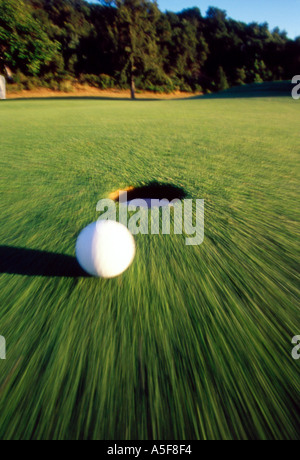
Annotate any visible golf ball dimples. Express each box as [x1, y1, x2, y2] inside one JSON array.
[[76, 220, 136, 278]]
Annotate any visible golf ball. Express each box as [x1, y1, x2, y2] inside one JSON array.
[[76, 220, 136, 278]]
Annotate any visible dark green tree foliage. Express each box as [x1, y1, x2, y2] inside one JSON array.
[[0, 0, 59, 75], [215, 66, 229, 91], [28, 0, 94, 76], [162, 9, 208, 91], [1, 0, 299, 93], [110, 0, 161, 98]]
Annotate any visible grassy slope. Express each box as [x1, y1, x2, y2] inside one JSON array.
[[0, 91, 299, 440]]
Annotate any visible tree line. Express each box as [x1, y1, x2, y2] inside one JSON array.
[[0, 0, 299, 97]]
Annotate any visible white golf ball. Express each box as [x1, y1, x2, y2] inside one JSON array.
[[76, 220, 136, 278]]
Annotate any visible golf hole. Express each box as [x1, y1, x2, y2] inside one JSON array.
[[109, 182, 188, 208]]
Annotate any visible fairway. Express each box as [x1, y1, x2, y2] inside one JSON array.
[[0, 94, 299, 440]]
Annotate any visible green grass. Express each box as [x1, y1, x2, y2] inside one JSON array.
[[0, 88, 299, 440]]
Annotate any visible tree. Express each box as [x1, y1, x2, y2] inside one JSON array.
[[103, 0, 161, 99], [216, 66, 229, 92], [206, 7, 227, 22], [1, 0, 299, 93], [30, 0, 94, 75], [234, 67, 247, 86], [0, 0, 59, 76]]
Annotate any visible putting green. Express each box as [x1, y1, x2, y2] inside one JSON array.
[[0, 90, 299, 440]]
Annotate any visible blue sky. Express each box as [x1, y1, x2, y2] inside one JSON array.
[[89, 1, 299, 39], [157, 0, 299, 39]]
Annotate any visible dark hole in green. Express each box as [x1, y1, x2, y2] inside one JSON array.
[[117, 181, 188, 202]]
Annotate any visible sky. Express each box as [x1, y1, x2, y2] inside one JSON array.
[[157, 0, 299, 39]]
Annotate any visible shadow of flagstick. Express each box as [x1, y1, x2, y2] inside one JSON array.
[[0, 246, 89, 278]]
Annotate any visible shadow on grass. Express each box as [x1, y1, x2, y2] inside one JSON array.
[[0, 246, 88, 278], [191, 81, 293, 100]]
